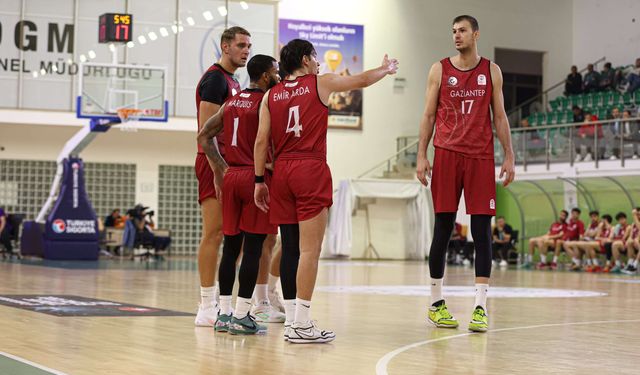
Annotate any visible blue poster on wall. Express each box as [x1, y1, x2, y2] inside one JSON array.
[[279, 19, 364, 130]]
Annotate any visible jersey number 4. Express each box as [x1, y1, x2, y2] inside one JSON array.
[[461, 99, 474, 114], [286, 105, 302, 137]]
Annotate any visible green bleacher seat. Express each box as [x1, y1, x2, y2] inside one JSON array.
[[584, 93, 595, 108], [597, 107, 608, 119], [603, 92, 613, 106], [549, 98, 560, 111], [560, 96, 570, 110], [623, 93, 632, 104], [593, 92, 604, 107], [547, 111, 559, 124]]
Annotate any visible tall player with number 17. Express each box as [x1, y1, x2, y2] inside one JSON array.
[[253, 39, 398, 344]]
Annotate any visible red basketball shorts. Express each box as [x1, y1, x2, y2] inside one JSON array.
[[222, 167, 277, 236], [270, 159, 333, 224], [195, 153, 218, 204], [431, 147, 496, 216]]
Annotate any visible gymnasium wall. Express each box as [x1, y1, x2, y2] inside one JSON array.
[[573, 0, 640, 68]]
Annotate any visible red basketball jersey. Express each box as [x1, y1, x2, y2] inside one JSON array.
[[549, 222, 565, 236], [268, 74, 328, 161], [435, 57, 493, 159], [222, 89, 264, 167], [196, 64, 241, 155]]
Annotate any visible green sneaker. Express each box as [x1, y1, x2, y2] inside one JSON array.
[[229, 313, 267, 335], [519, 262, 532, 270], [214, 313, 232, 333], [428, 301, 459, 328], [468, 306, 488, 333], [609, 265, 622, 274]]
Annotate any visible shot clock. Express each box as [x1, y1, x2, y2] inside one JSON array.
[[99, 13, 133, 43]]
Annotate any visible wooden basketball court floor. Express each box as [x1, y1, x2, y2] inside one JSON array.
[[0, 258, 638, 375]]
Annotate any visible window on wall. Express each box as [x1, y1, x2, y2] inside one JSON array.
[[0, 159, 136, 222], [0, 0, 276, 116], [494, 48, 544, 119], [158, 165, 201, 256]]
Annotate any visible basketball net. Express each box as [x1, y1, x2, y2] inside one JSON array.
[[116, 108, 143, 132]]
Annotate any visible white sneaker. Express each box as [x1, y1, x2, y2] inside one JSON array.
[[583, 153, 593, 162], [284, 321, 292, 341], [608, 155, 618, 160], [632, 154, 639, 160], [252, 301, 286, 323], [194, 303, 219, 327], [499, 260, 508, 267], [574, 154, 582, 162], [268, 290, 285, 313], [288, 321, 335, 344], [462, 259, 471, 266]]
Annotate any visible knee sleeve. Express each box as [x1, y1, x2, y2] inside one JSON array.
[[429, 213, 456, 279], [218, 233, 244, 296], [237, 232, 266, 298], [279, 224, 300, 300], [471, 215, 493, 278]]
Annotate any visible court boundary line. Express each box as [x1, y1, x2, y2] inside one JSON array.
[[0, 351, 69, 375], [375, 319, 640, 375]]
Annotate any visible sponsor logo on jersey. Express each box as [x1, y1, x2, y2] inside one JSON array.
[[284, 81, 299, 88], [490, 199, 495, 210], [52, 219, 66, 233], [478, 74, 486, 85], [231, 88, 238, 96], [239, 93, 251, 98], [447, 76, 458, 86]]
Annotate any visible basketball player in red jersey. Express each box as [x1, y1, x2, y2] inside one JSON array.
[[416, 15, 515, 332], [254, 39, 398, 343], [197, 54, 281, 334], [194, 26, 250, 326]]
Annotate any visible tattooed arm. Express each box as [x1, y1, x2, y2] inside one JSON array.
[[197, 104, 228, 174]]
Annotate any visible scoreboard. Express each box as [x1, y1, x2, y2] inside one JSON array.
[[99, 13, 133, 43]]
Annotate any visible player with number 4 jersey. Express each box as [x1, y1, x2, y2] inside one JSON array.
[[253, 39, 398, 344]]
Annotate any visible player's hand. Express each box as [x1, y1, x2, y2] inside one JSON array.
[[416, 156, 431, 186], [381, 54, 399, 75], [254, 183, 270, 213], [500, 153, 515, 187], [213, 167, 226, 200], [265, 162, 274, 172]]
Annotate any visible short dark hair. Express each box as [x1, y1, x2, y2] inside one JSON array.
[[496, 216, 505, 220], [280, 39, 316, 76], [247, 54, 276, 82], [589, 210, 599, 216], [602, 214, 612, 223], [604, 62, 612, 69], [571, 208, 581, 214], [615, 212, 627, 220], [453, 15, 479, 31], [561, 210, 569, 217], [220, 26, 251, 46]]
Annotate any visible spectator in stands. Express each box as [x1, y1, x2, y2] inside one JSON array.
[[522, 210, 567, 269], [621, 208, 640, 275], [575, 112, 603, 162], [625, 57, 640, 94], [572, 105, 585, 123], [564, 210, 599, 272], [605, 106, 623, 160], [583, 63, 600, 93], [0, 207, 12, 255], [104, 209, 125, 228], [608, 212, 630, 273], [564, 65, 583, 96], [621, 109, 640, 159], [447, 222, 466, 265], [599, 62, 616, 91], [492, 216, 513, 267]]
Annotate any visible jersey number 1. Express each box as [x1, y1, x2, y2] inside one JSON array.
[[231, 117, 239, 146], [286, 105, 302, 137], [461, 99, 474, 114]]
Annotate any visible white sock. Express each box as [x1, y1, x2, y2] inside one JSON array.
[[214, 281, 220, 300], [616, 260, 621, 267], [627, 259, 633, 266], [526, 254, 532, 263], [593, 258, 600, 266], [586, 258, 592, 266], [572, 257, 580, 266], [268, 274, 279, 293], [233, 297, 253, 319], [474, 283, 489, 312], [219, 295, 232, 315], [201, 286, 216, 307], [540, 254, 546, 263], [254, 284, 268, 304], [633, 259, 638, 267], [552, 255, 558, 263], [294, 298, 312, 324], [430, 278, 444, 306], [283, 299, 296, 323]]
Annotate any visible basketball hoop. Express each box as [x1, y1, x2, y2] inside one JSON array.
[[116, 108, 144, 132]]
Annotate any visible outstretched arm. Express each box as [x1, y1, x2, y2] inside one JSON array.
[[491, 62, 515, 187], [416, 62, 441, 186], [317, 54, 398, 104]]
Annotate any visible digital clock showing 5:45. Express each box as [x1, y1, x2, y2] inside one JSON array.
[[98, 13, 133, 43]]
